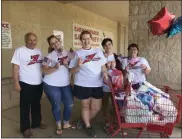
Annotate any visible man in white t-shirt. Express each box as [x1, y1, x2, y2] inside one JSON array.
[[11, 33, 46, 137]]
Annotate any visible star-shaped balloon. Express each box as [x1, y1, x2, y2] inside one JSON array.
[[148, 7, 175, 35], [167, 16, 182, 38]]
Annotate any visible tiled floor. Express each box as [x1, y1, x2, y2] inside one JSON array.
[[2, 98, 182, 138]]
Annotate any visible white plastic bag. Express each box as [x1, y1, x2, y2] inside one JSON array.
[[153, 97, 177, 124], [143, 81, 170, 98], [124, 95, 152, 123]]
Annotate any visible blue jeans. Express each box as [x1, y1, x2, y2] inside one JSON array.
[[43, 82, 74, 124]]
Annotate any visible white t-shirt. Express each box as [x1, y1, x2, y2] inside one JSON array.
[[43, 50, 70, 87], [104, 53, 115, 63], [11, 46, 43, 85], [122, 57, 151, 84], [103, 54, 115, 92], [69, 48, 107, 87]]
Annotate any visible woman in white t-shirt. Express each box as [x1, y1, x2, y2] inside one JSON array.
[[69, 31, 108, 137], [42, 35, 75, 135], [122, 43, 151, 90]]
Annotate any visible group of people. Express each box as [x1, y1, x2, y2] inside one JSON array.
[[11, 30, 151, 138]]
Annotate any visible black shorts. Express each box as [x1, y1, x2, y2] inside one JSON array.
[[73, 85, 104, 100]]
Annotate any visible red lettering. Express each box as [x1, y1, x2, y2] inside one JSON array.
[[74, 26, 100, 36], [28, 54, 40, 65]]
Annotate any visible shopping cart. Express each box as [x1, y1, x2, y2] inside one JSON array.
[[104, 78, 182, 138]]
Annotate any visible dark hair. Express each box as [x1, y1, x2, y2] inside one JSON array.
[[79, 30, 92, 40], [24, 32, 37, 42], [47, 35, 59, 46], [47, 35, 59, 53], [128, 43, 139, 51], [101, 38, 113, 47]]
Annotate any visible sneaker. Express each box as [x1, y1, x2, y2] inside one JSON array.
[[76, 119, 85, 129], [85, 126, 97, 138]]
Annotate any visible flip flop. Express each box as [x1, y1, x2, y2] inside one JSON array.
[[63, 125, 76, 130], [56, 129, 62, 135]]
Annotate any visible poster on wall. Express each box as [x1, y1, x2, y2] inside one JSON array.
[[73, 23, 113, 49], [53, 30, 64, 47], [2, 21, 12, 49]]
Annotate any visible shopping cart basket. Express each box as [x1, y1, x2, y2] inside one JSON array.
[[104, 79, 182, 138]]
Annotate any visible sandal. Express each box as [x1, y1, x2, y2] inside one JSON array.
[[63, 124, 76, 129], [56, 129, 62, 135], [56, 123, 62, 135]]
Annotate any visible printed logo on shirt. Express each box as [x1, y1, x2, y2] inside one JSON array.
[[128, 61, 139, 68], [83, 53, 101, 64], [28, 54, 42, 65], [127, 58, 140, 69]]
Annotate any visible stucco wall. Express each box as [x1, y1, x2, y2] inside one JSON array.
[[129, 1, 181, 90]]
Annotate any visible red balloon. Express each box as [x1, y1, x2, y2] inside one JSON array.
[[148, 7, 175, 35]]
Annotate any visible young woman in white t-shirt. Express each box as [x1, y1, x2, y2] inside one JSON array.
[[42, 35, 76, 135], [69, 31, 108, 137], [122, 43, 151, 89]]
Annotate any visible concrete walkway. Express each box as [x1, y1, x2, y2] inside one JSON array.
[[2, 98, 182, 138]]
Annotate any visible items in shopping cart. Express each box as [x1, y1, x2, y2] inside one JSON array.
[[116, 83, 178, 126], [142, 81, 170, 98], [105, 68, 182, 138], [136, 93, 154, 111], [152, 97, 178, 125], [122, 94, 153, 123]]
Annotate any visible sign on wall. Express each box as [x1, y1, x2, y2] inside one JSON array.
[[2, 21, 12, 49], [73, 23, 113, 49], [53, 30, 64, 47]]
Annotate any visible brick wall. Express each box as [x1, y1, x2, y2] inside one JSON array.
[[129, 1, 181, 90]]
